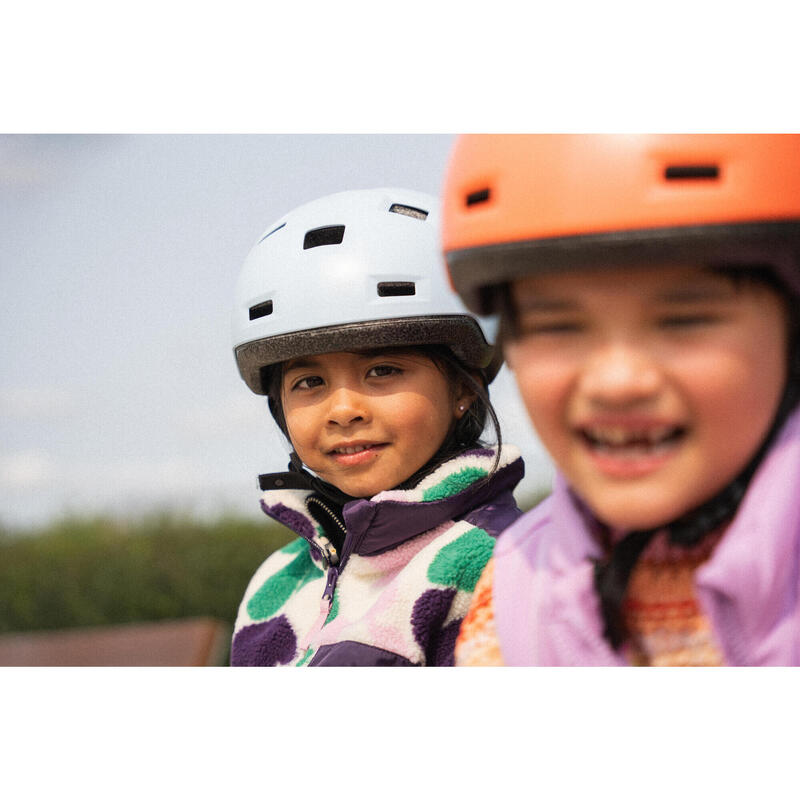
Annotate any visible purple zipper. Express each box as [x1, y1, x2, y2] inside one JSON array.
[[322, 566, 339, 602]]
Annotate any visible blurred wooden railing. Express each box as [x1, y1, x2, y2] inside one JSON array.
[[0, 617, 230, 666]]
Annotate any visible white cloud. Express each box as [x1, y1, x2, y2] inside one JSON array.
[[0, 450, 56, 489]]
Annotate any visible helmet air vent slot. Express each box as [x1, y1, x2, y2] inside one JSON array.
[[389, 203, 428, 220], [303, 225, 346, 249], [664, 165, 720, 180], [249, 300, 274, 320], [377, 281, 416, 297], [465, 188, 491, 206]]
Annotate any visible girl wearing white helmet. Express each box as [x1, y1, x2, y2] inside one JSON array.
[[230, 188, 524, 666]]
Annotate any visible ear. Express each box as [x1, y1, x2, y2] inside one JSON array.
[[454, 383, 478, 419]]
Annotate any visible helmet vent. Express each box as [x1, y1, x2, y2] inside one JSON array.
[[465, 188, 491, 206], [258, 222, 286, 243], [377, 281, 416, 297], [664, 165, 719, 180], [249, 300, 274, 320], [303, 225, 345, 249], [389, 203, 428, 220]]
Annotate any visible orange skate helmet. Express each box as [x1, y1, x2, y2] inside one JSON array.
[[442, 134, 800, 314]]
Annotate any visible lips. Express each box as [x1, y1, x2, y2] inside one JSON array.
[[326, 441, 388, 465], [327, 441, 386, 455], [330, 444, 372, 455]]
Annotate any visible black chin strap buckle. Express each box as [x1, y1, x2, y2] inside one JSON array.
[[258, 471, 312, 492]]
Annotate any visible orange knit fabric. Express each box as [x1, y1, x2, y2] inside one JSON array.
[[455, 559, 505, 666], [455, 532, 727, 666], [623, 532, 725, 666]]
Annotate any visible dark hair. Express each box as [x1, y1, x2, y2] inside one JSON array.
[[262, 344, 502, 494]]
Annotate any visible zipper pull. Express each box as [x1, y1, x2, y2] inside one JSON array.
[[322, 565, 339, 602]]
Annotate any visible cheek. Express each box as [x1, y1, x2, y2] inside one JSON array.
[[283, 406, 316, 451], [681, 342, 786, 446], [506, 342, 574, 442], [387, 393, 452, 440]]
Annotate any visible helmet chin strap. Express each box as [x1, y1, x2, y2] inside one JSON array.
[[594, 370, 800, 651], [287, 451, 359, 507]]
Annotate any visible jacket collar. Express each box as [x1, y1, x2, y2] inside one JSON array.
[[260, 445, 523, 565]]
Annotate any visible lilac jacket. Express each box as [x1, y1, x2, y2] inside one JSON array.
[[232, 446, 524, 667], [493, 409, 800, 666]]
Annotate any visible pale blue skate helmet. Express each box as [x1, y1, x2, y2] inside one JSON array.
[[232, 188, 499, 395]]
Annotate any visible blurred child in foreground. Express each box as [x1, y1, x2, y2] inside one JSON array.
[[443, 135, 800, 665]]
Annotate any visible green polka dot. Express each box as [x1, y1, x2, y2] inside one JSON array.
[[247, 542, 323, 620], [421, 467, 488, 502], [296, 648, 315, 666], [427, 527, 495, 592]]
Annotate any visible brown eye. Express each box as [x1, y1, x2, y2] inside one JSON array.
[[367, 365, 402, 378], [292, 375, 324, 391], [659, 315, 717, 329]]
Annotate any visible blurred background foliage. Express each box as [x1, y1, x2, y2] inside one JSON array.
[[0, 513, 292, 640]]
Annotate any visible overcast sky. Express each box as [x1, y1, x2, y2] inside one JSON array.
[[0, 134, 553, 528]]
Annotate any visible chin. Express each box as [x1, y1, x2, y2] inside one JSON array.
[[600, 512, 673, 533], [573, 461, 710, 528], [588, 494, 695, 533], [337, 481, 380, 499]]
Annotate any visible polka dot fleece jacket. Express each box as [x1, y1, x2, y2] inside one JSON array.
[[231, 446, 524, 666]]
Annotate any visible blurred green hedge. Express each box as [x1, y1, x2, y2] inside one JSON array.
[[0, 513, 293, 642]]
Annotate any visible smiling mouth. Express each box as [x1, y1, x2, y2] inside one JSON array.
[[579, 424, 686, 457], [328, 444, 383, 456], [327, 443, 387, 458]]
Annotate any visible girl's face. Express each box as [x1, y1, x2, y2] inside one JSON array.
[[281, 349, 471, 498], [505, 264, 789, 532]]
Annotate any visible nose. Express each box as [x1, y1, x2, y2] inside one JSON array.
[[326, 386, 370, 427], [579, 342, 662, 408]]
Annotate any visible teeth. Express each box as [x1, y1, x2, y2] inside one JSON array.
[[584, 425, 681, 448], [335, 445, 369, 454]]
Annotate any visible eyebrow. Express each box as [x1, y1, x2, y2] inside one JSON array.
[[515, 286, 735, 312], [656, 286, 735, 303], [283, 349, 408, 373], [515, 298, 580, 313]]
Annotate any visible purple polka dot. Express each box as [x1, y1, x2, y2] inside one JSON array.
[[411, 587, 457, 665], [434, 619, 462, 667], [230, 615, 297, 666], [261, 501, 316, 541]]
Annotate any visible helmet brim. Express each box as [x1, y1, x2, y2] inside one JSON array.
[[234, 314, 498, 394], [447, 220, 800, 315]]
